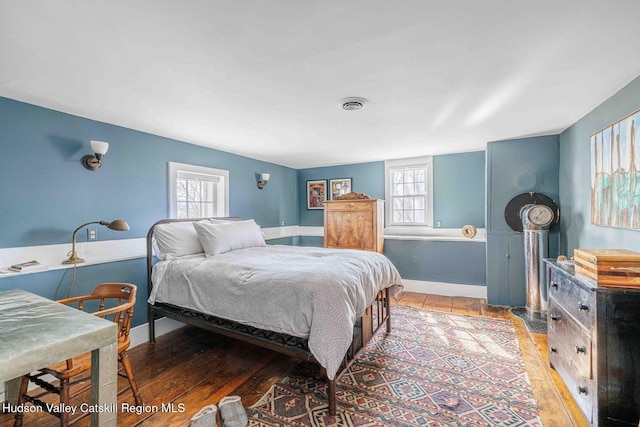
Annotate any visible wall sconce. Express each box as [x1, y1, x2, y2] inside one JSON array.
[[62, 219, 130, 264], [257, 173, 270, 189], [83, 140, 109, 170]]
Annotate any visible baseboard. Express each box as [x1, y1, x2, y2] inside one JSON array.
[[129, 316, 186, 348], [401, 279, 487, 299]]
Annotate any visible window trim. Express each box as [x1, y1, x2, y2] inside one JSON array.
[[384, 156, 433, 229], [168, 162, 229, 218]]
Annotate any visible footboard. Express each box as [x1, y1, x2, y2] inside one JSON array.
[[330, 287, 391, 414], [346, 287, 391, 361]]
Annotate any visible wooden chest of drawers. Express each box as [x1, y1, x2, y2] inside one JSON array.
[[545, 260, 640, 426], [323, 199, 384, 253]]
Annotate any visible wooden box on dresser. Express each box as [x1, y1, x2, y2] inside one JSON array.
[[323, 197, 384, 253], [544, 259, 640, 426]]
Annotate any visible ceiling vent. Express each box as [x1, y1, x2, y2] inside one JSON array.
[[341, 97, 368, 111]]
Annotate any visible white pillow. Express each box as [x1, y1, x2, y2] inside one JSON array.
[[194, 220, 266, 256], [154, 221, 206, 260], [210, 218, 231, 224]]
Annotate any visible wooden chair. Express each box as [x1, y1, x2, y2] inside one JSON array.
[[14, 283, 143, 427]]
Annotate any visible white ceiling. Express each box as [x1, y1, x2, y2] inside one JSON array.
[[2, 1, 640, 169]]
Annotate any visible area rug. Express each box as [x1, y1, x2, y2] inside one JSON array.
[[247, 305, 542, 426]]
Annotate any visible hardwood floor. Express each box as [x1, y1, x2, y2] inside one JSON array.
[[1, 292, 589, 427]]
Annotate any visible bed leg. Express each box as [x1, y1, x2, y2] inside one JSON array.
[[148, 306, 156, 344], [386, 311, 391, 333], [328, 378, 337, 416], [385, 288, 392, 333]]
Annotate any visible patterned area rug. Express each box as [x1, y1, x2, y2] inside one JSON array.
[[247, 305, 542, 426]]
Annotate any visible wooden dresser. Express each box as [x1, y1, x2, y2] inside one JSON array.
[[544, 260, 640, 426], [324, 197, 384, 253]]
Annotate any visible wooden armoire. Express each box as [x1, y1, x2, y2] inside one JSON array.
[[323, 193, 384, 253]]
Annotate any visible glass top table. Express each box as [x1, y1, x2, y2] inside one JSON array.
[[0, 288, 118, 426]]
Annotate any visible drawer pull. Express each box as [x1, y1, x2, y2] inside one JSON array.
[[578, 303, 590, 312], [550, 347, 558, 353], [550, 314, 562, 321], [575, 345, 587, 354], [577, 385, 588, 395], [551, 282, 559, 290]]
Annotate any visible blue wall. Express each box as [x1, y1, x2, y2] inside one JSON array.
[[298, 162, 384, 226], [486, 136, 560, 234], [0, 97, 298, 249], [559, 75, 640, 254], [0, 97, 298, 324], [384, 240, 486, 285], [297, 152, 487, 287], [433, 151, 485, 228], [298, 151, 486, 228]]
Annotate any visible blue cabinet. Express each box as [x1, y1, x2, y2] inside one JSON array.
[[487, 233, 527, 306]]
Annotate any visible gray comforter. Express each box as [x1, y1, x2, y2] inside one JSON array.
[[149, 245, 403, 379]]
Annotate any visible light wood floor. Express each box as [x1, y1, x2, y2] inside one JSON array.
[[1, 292, 589, 427]]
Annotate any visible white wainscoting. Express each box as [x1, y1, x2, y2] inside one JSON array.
[[0, 226, 486, 277], [0, 238, 147, 278]]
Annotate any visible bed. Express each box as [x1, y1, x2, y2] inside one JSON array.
[[146, 217, 403, 415]]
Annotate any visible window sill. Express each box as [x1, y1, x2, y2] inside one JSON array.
[[384, 227, 486, 242]]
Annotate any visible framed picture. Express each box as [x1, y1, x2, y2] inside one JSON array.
[[590, 108, 640, 230], [307, 180, 327, 209], [329, 178, 352, 200]]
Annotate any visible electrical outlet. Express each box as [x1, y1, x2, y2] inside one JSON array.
[[281, 220, 285, 226], [87, 228, 97, 241], [435, 220, 442, 228]]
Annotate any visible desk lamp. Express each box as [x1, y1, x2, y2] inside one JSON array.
[[62, 219, 130, 264]]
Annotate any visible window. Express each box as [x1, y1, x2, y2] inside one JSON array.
[[385, 157, 433, 227], [168, 162, 229, 218]]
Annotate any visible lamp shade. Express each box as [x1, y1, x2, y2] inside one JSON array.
[[90, 140, 109, 155], [104, 219, 130, 231], [261, 173, 270, 182]]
